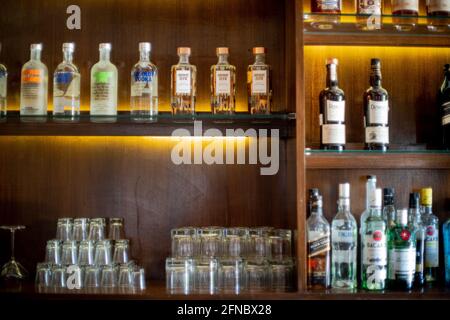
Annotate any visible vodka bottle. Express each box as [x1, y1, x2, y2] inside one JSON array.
[[0, 43, 7, 118], [421, 188, 439, 285], [248, 47, 272, 115], [408, 192, 425, 287], [171, 47, 196, 116], [211, 47, 236, 115], [360, 175, 377, 283]]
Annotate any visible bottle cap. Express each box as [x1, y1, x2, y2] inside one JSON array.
[[409, 192, 420, 209], [371, 58, 381, 67], [216, 47, 229, 55], [326, 58, 338, 66], [253, 47, 266, 55], [339, 183, 350, 198], [62, 42, 75, 52], [396, 209, 408, 226], [366, 175, 377, 182], [31, 43, 43, 51], [369, 188, 382, 207], [177, 47, 191, 55], [420, 188, 432, 206], [309, 188, 320, 198], [99, 43, 112, 51], [139, 42, 151, 52], [383, 188, 395, 205]]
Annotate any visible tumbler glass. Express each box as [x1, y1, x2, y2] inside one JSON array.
[[268, 229, 292, 260], [132, 266, 146, 291], [113, 239, 130, 264], [269, 259, 294, 292], [94, 240, 112, 266], [223, 227, 249, 258], [56, 218, 73, 241], [171, 227, 198, 258], [194, 258, 219, 294], [84, 265, 101, 289], [45, 240, 62, 265], [248, 228, 270, 259], [198, 227, 223, 258], [101, 265, 118, 288], [61, 240, 78, 265], [218, 258, 245, 294], [88, 218, 106, 241], [35, 263, 52, 287], [78, 240, 95, 266], [118, 264, 133, 289], [73, 218, 89, 241], [51, 265, 67, 289], [108, 218, 125, 240], [245, 259, 269, 292], [166, 257, 194, 295]]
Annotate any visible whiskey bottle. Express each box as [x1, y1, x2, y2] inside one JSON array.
[[171, 47, 197, 116], [0, 43, 7, 118], [392, 0, 419, 31], [211, 47, 236, 115], [320, 58, 345, 151], [307, 194, 331, 289], [53, 43, 80, 121], [248, 47, 272, 115], [382, 188, 396, 229], [90, 43, 118, 122], [408, 192, 425, 287], [427, 0, 450, 16], [131, 42, 158, 122], [311, 0, 342, 13], [20, 43, 48, 120], [440, 64, 450, 150], [308, 188, 320, 218], [356, 0, 382, 30], [420, 188, 439, 285], [331, 183, 357, 289], [360, 175, 377, 284], [362, 188, 387, 291], [364, 59, 389, 151]]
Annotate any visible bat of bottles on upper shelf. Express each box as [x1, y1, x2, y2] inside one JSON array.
[[0, 43, 273, 122], [308, 0, 450, 32]]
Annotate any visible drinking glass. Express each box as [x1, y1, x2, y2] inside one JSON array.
[[45, 239, 62, 265], [166, 257, 194, 294], [94, 240, 112, 266], [56, 218, 73, 241], [248, 227, 270, 259], [101, 265, 118, 288], [73, 218, 89, 241], [131, 266, 146, 291], [268, 229, 292, 260], [84, 265, 101, 289], [223, 227, 249, 258], [78, 240, 95, 266], [51, 265, 67, 288], [198, 227, 223, 258], [218, 258, 245, 294], [118, 264, 133, 289], [171, 227, 198, 258], [108, 218, 125, 240], [269, 259, 294, 292], [113, 239, 130, 264], [245, 259, 269, 292], [35, 263, 52, 287], [0, 225, 28, 279], [194, 258, 219, 294], [88, 218, 106, 241], [61, 240, 78, 265]]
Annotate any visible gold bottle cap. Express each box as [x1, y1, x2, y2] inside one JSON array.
[[216, 47, 229, 55], [253, 47, 266, 54], [326, 58, 338, 65], [420, 188, 432, 206], [177, 47, 191, 55]]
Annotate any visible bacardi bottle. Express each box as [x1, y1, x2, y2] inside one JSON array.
[[408, 192, 425, 287], [171, 47, 196, 116], [362, 188, 387, 291], [364, 59, 389, 151], [388, 209, 416, 291], [0, 43, 7, 118], [211, 47, 236, 115], [421, 188, 439, 285], [319, 58, 346, 151], [440, 64, 450, 150], [331, 183, 357, 289], [382, 188, 396, 229], [248, 47, 272, 115], [307, 194, 331, 289]]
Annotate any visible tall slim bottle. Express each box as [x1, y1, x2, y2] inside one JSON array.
[[53, 43, 80, 121], [421, 188, 439, 285], [90, 43, 118, 122], [331, 183, 357, 289], [360, 175, 377, 284], [382, 188, 396, 229], [444, 218, 450, 287], [248, 47, 272, 115], [440, 64, 450, 150], [307, 194, 331, 289], [211, 47, 236, 115], [20, 43, 48, 120], [171, 47, 196, 116], [0, 43, 7, 118], [362, 188, 387, 291], [408, 192, 425, 288], [130, 42, 158, 122]]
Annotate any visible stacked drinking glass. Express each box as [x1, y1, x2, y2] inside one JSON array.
[[35, 217, 146, 293], [166, 226, 295, 294]]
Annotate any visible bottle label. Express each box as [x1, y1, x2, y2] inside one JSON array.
[[388, 248, 415, 281], [442, 102, 450, 126], [251, 70, 268, 95], [365, 126, 389, 144], [215, 70, 231, 95], [55, 72, 73, 85], [425, 226, 439, 268], [316, 0, 340, 11], [92, 71, 115, 114], [332, 229, 355, 244], [358, 0, 382, 14], [308, 231, 330, 257], [54, 72, 80, 98], [392, 0, 419, 12], [131, 71, 155, 97], [322, 124, 346, 144], [326, 100, 345, 122], [363, 231, 387, 265], [175, 70, 191, 95], [428, 0, 450, 13], [21, 69, 46, 113], [368, 100, 388, 125], [0, 75, 6, 98]]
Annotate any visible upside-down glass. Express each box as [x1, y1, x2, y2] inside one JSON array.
[[94, 240, 112, 266], [51, 265, 67, 288], [166, 257, 194, 294], [198, 227, 223, 258], [223, 227, 249, 258], [194, 258, 219, 294], [78, 240, 95, 266], [88, 218, 106, 241], [101, 265, 118, 288], [56, 218, 73, 241], [45, 239, 61, 265], [268, 229, 292, 260], [113, 239, 130, 264], [218, 258, 245, 294], [248, 227, 270, 259], [118, 264, 133, 289], [0, 225, 28, 280], [245, 259, 269, 292], [171, 227, 198, 258], [61, 240, 78, 265], [132, 266, 146, 291], [73, 218, 89, 241], [269, 259, 294, 292], [35, 263, 52, 287], [84, 265, 101, 289], [108, 218, 125, 240]]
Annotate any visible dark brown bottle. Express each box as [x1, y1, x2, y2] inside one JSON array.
[[440, 64, 450, 149]]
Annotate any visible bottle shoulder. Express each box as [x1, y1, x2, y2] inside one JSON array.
[[307, 214, 330, 229], [55, 62, 79, 74], [0, 63, 7, 72], [23, 60, 48, 72], [132, 61, 158, 73], [91, 61, 118, 74]]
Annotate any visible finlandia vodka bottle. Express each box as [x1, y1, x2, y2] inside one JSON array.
[[90, 43, 118, 122], [248, 47, 272, 114], [131, 42, 158, 122], [362, 188, 387, 290], [420, 188, 439, 285], [0, 43, 7, 118], [382, 188, 396, 229], [20, 43, 48, 119], [211, 47, 236, 115], [408, 192, 425, 287], [171, 47, 196, 116], [331, 183, 357, 289], [53, 43, 80, 120], [360, 175, 377, 283]]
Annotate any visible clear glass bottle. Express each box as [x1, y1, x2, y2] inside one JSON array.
[[130, 42, 158, 122], [408, 192, 425, 288], [171, 47, 196, 116], [0, 43, 7, 118], [420, 188, 439, 285], [211, 47, 236, 115], [20, 43, 48, 120], [331, 183, 357, 289], [360, 175, 377, 284], [387, 209, 416, 291], [307, 194, 331, 289], [382, 188, 396, 229], [248, 47, 272, 115], [53, 42, 80, 121], [444, 218, 450, 288], [356, 0, 382, 30], [90, 43, 118, 122], [440, 64, 450, 150], [362, 188, 387, 291]]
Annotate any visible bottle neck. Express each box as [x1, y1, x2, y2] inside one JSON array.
[[365, 181, 376, 210], [443, 70, 450, 90], [326, 64, 338, 88], [178, 54, 190, 64], [370, 70, 382, 87], [63, 50, 73, 64], [338, 198, 350, 212], [30, 49, 42, 61], [218, 54, 229, 65], [140, 50, 150, 62], [409, 207, 421, 223], [311, 206, 323, 216], [254, 53, 265, 65], [99, 49, 110, 62], [369, 205, 382, 216], [422, 204, 432, 215]]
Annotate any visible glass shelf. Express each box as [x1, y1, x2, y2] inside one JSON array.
[[306, 148, 450, 155]]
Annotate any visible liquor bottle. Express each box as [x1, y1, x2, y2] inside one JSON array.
[[211, 47, 236, 115], [0, 43, 7, 118], [130, 42, 158, 122], [248, 47, 272, 115], [331, 183, 357, 289], [319, 58, 346, 151], [387, 209, 416, 291], [392, 0, 419, 31], [408, 192, 425, 287], [90, 43, 118, 121], [307, 194, 331, 289], [20, 43, 48, 119], [444, 218, 450, 287], [440, 64, 450, 150], [382, 188, 396, 229], [171, 47, 196, 116], [362, 188, 387, 291], [360, 175, 377, 284], [356, 0, 382, 31], [308, 188, 321, 218], [427, 0, 450, 16], [53, 43, 80, 121], [420, 188, 439, 285], [364, 59, 389, 151], [311, 0, 342, 13]]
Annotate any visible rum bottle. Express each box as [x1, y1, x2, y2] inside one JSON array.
[[248, 47, 272, 115], [408, 192, 425, 287], [171, 47, 196, 116], [440, 64, 450, 150], [420, 188, 439, 285], [0, 43, 7, 118], [211, 47, 236, 115]]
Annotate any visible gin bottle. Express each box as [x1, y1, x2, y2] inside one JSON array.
[[331, 183, 357, 289], [420, 188, 439, 285], [20, 43, 48, 118], [307, 194, 331, 289], [131, 42, 158, 122], [248, 47, 272, 115], [90, 43, 118, 121], [408, 192, 425, 287], [53, 43, 80, 120], [444, 218, 450, 287], [211, 47, 236, 115], [360, 175, 377, 283], [362, 188, 387, 291], [382, 188, 396, 230], [0, 43, 7, 118], [171, 47, 196, 116], [387, 209, 416, 291]]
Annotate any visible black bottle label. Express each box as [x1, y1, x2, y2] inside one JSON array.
[[442, 101, 450, 126]]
